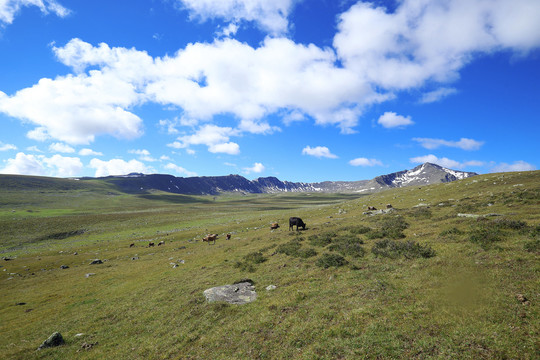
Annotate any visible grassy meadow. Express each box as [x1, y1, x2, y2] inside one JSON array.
[[0, 172, 538, 359]]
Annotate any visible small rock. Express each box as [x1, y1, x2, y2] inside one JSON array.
[[79, 342, 98, 351], [74, 333, 85, 337], [60, 265, 69, 269], [90, 259, 103, 265], [85, 273, 96, 278], [131, 257, 139, 260], [457, 213, 480, 218], [516, 294, 530, 306], [266, 285, 277, 291], [73, 252, 78, 255], [37, 332, 65, 350]]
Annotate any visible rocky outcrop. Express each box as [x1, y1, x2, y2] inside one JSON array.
[[37, 332, 64, 350], [203, 281, 257, 305]]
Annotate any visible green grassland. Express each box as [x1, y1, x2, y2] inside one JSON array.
[[0, 172, 538, 359]]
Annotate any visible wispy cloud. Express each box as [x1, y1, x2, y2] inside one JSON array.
[[410, 154, 484, 169], [49, 142, 75, 153], [491, 161, 536, 173], [0, 142, 16, 151], [243, 162, 265, 174], [413, 137, 484, 151], [419, 88, 458, 104], [349, 158, 383, 167], [164, 163, 197, 177], [377, 112, 414, 129]]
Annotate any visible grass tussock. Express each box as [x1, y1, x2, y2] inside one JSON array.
[[316, 253, 348, 268], [371, 239, 436, 259], [365, 216, 408, 240]]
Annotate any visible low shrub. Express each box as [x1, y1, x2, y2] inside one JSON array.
[[276, 241, 301, 256], [309, 232, 335, 247], [243, 251, 267, 264], [439, 227, 464, 237], [491, 218, 528, 230], [296, 248, 318, 258], [409, 208, 432, 219], [366, 217, 408, 240], [328, 243, 365, 258], [316, 253, 348, 268], [345, 225, 372, 235], [524, 238, 540, 253], [468, 227, 503, 250], [371, 239, 436, 259]]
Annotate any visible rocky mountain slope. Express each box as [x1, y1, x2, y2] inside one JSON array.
[[89, 162, 477, 195]]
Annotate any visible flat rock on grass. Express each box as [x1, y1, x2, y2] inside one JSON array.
[[203, 282, 257, 305], [37, 332, 64, 350]]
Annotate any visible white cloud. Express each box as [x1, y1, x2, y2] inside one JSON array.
[[26, 146, 42, 152], [217, 22, 239, 37], [89, 158, 151, 177], [79, 148, 103, 156], [168, 124, 241, 155], [334, 0, 540, 89], [377, 112, 414, 128], [410, 154, 484, 169], [0, 152, 82, 177], [420, 88, 458, 104], [0, 142, 16, 151], [491, 161, 536, 173], [49, 142, 75, 153], [164, 163, 197, 177], [159, 155, 171, 161], [176, 0, 296, 35], [128, 149, 157, 162], [243, 162, 265, 174], [413, 137, 484, 150], [349, 158, 383, 167], [0, 0, 69, 25], [302, 146, 338, 159]]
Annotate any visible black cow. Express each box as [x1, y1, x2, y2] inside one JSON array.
[[289, 217, 306, 231]]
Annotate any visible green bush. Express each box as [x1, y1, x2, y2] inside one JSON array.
[[309, 232, 335, 247], [371, 239, 436, 259], [468, 226, 503, 250], [328, 243, 365, 258], [276, 241, 301, 256], [345, 225, 372, 235], [366, 216, 408, 240], [243, 251, 267, 264], [296, 248, 318, 258], [491, 218, 528, 230], [409, 208, 432, 219], [439, 227, 464, 236], [316, 253, 348, 268]]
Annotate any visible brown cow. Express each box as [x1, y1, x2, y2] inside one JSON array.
[[367, 206, 377, 210], [270, 223, 280, 230], [158, 241, 165, 246], [148, 242, 155, 247], [226, 233, 231, 240], [202, 234, 218, 244], [129, 243, 135, 248]]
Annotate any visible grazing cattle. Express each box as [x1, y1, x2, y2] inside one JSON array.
[[202, 234, 218, 244], [270, 223, 280, 230], [386, 204, 393, 209], [148, 242, 155, 247], [289, 217, 306, 231], [129, 243, 135, 248], [158, 241, 165, 246], [367, 206, 377, 211], [226, 233, 231, 240]]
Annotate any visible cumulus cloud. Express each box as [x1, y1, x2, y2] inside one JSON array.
[[349, 157, 383, 167], [377, 112, 414, 128], [168, 124, 241, 155], [89, 158, 151, 177], [302, 146, 338, 159], [0, 152, 82, 177], [129, 149, 157, 162], [243, 162, 265, 174], [49, 142, 75, 153], [79, 148, 103, 156], [419, 87, 458, 104], [0, 0, 69, 25], [413, 137, 484, 150], [176, 0, 296, 35], [164, 163, 197, 177], [334, 0, 540, 90], [410, 154, 484, 169], [0, 142, 16, 151], [491, 161, 536, 173]]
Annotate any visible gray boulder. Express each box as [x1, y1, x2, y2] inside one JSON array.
[[203, 281, 257, 305], [90, 259, 103, 265], [37, 332, 64, 350]]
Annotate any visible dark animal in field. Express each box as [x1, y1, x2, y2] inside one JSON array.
[[386, 204, 393, 209], [270, 223, 280, 230], [158, 241, 165, 246], [129, 243, 135, 248], [226, 233, 231, 240], [148, 242, 155, 247], [202, 234, 218, 244], [289, 217, 306, 231], [367, 206, 377, 210]]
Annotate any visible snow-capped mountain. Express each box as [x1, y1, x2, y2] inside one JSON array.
[[87, 163, 477, 195]]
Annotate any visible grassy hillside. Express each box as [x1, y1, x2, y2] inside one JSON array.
[[0, 171, 538, 359]]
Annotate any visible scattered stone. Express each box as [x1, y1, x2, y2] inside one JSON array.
[[363, 208, 395, 216], [457, 213, 481, 218], [90, 259, 103, 265], [37, 332, 65, 350], [85, 273, 96, 278], [60, 265, 69, 269], [516, 294, 530, 305], [484, 213, 503, 217], [73, 252, 78, 255], [266, 285, 277, 291], [131, 257, 139, 260], [413, 203, 430, 208], [74, 333, 85, 337], [178, 246, 187, 250], [79, 342, 98, 351], [203, 281, 257, 305]]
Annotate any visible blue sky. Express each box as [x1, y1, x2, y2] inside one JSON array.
[[0, 0, 539, 182]]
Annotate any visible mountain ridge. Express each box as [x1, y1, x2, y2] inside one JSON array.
[[87, 162, 478, 195]]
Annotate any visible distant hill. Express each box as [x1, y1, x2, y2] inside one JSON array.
[[80, 162, 477, 195], [0, 163, 477, 195]]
